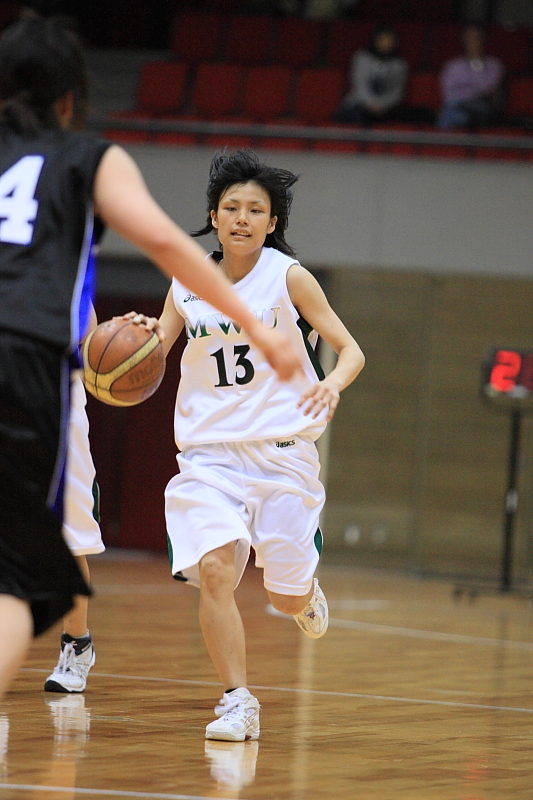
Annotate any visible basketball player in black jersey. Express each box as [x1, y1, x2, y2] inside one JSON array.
[[0, 16, 301, 701]]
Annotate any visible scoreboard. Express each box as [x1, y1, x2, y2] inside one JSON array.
[[483, 349, 533, 404]]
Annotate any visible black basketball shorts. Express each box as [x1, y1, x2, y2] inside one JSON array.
[[0, 330, 91, 636]]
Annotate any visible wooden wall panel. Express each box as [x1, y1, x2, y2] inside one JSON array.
[[322, 269, 533, 583]]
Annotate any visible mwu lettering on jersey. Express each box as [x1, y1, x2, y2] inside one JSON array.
[[185, 307, 280, 339]]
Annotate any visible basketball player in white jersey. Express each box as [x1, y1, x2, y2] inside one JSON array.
[[152, 151, 365, 741]]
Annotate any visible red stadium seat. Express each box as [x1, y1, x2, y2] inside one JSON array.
[[170, 11, 222, 62], [136, 62, 188, 115], [243, 66, 293, 122], [395, 22, 427, 70], [486, 26, 532, 75], [294, 68, 344, 124], [274, 17, 325, 68], [223, 15, 276, 66], [507, 77, 533, 117], [324, 20, 373, 70], [191, 63, 242, 118], [425, 24, 461, 70], [405, 72, 441, 111]]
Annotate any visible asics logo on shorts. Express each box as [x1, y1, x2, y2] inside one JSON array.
[[183, 294, 202, 303], [276, 440, 295, 448]]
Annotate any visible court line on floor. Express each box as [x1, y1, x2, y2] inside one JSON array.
[[21, 669, 533, 714], [265, 604, 533, 651], [0, 785, 245, 800]]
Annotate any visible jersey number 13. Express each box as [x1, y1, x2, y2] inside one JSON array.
[[211, 344, 255, 387]]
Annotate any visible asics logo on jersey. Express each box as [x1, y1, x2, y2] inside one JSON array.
[[183, 294, 202, 303], [276, 440, 295, 448]]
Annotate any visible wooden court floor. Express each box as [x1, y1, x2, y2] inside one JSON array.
[[1, 551, 532, 800]]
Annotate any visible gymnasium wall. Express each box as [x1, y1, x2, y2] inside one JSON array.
[[92, 146, 533, 582], [100, 145, 533, 278]]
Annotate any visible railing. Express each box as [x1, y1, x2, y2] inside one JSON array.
[[88, 114, 533, 153]]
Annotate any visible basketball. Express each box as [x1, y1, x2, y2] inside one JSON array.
[[83, 318, 165, 407]]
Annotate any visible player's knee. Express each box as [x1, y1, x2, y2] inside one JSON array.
[[199, 548, 235, 593]]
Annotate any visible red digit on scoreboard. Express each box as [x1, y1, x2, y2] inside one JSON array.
[[489, 350, 522, 392]]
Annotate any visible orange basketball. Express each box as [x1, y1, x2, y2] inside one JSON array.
[[83, 318, 165, 407]]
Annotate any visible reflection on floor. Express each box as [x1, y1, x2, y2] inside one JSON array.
[[0, 553, 531, 800]]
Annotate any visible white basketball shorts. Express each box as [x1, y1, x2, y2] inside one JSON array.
[[165, 436, 325, 595], [63, 373, 105, 556]]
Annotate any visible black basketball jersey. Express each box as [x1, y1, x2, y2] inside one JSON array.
[[0, 125, 111, 352]]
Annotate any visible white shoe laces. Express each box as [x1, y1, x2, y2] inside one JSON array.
[[214, 693, 244, 718], [56, 643, 76, 675], [55, 642, 92, 679]]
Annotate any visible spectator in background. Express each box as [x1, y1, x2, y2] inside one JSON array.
[[437, 24, 504, 129], [335, 26, 408, 126]]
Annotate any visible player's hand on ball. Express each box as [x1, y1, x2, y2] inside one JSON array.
[[120, 311, 166, 343], [297, 377, 341, 421], [247, 323, 302, 382]]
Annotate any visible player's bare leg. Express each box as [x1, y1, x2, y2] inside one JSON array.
[[268, 579, 329, 640], [44, 555, 95, 693], [0, 596, 33, 700], [63, 556, 90, 638], [199, 543, 246, 691], [267, 587, 313, 616], [200, 543, 260, 741]]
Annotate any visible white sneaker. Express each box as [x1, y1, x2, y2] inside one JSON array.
[[205, 688, 260, 742], [44, 635, 95, 693], [293, 578, 329, 639], [205, 740, 259, 789]]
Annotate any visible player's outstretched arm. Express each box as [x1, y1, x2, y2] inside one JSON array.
[[93, 146, 301, 381], [287, 264, 365, 421]]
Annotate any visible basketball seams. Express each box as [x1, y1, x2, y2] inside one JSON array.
[[89, 333, 160, 390], [83, 322, 164, 406], [93, 320, 132, 376]]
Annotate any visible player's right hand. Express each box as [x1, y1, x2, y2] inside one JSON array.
[[119, 311, 166, 343], [247, 322, 302, 382]]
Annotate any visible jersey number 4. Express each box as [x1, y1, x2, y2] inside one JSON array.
[[211, 345, 255, 387], [0, 156, 45, 246]]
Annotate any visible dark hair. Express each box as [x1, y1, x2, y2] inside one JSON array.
[[0, 16, 88, 136], [192, 150, 299, 257]]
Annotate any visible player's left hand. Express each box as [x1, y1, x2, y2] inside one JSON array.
[[119, 311, 166, 343], [297, 377, 341, 421]]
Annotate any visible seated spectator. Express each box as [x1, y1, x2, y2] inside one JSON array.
[[437, 24, 504, 130], [335, 26, 408, 126]]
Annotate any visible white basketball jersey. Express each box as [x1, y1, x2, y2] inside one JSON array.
[[171, 247, 328, 447]]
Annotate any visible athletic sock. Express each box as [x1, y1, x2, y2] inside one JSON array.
[[62, 631, 92, 655]]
